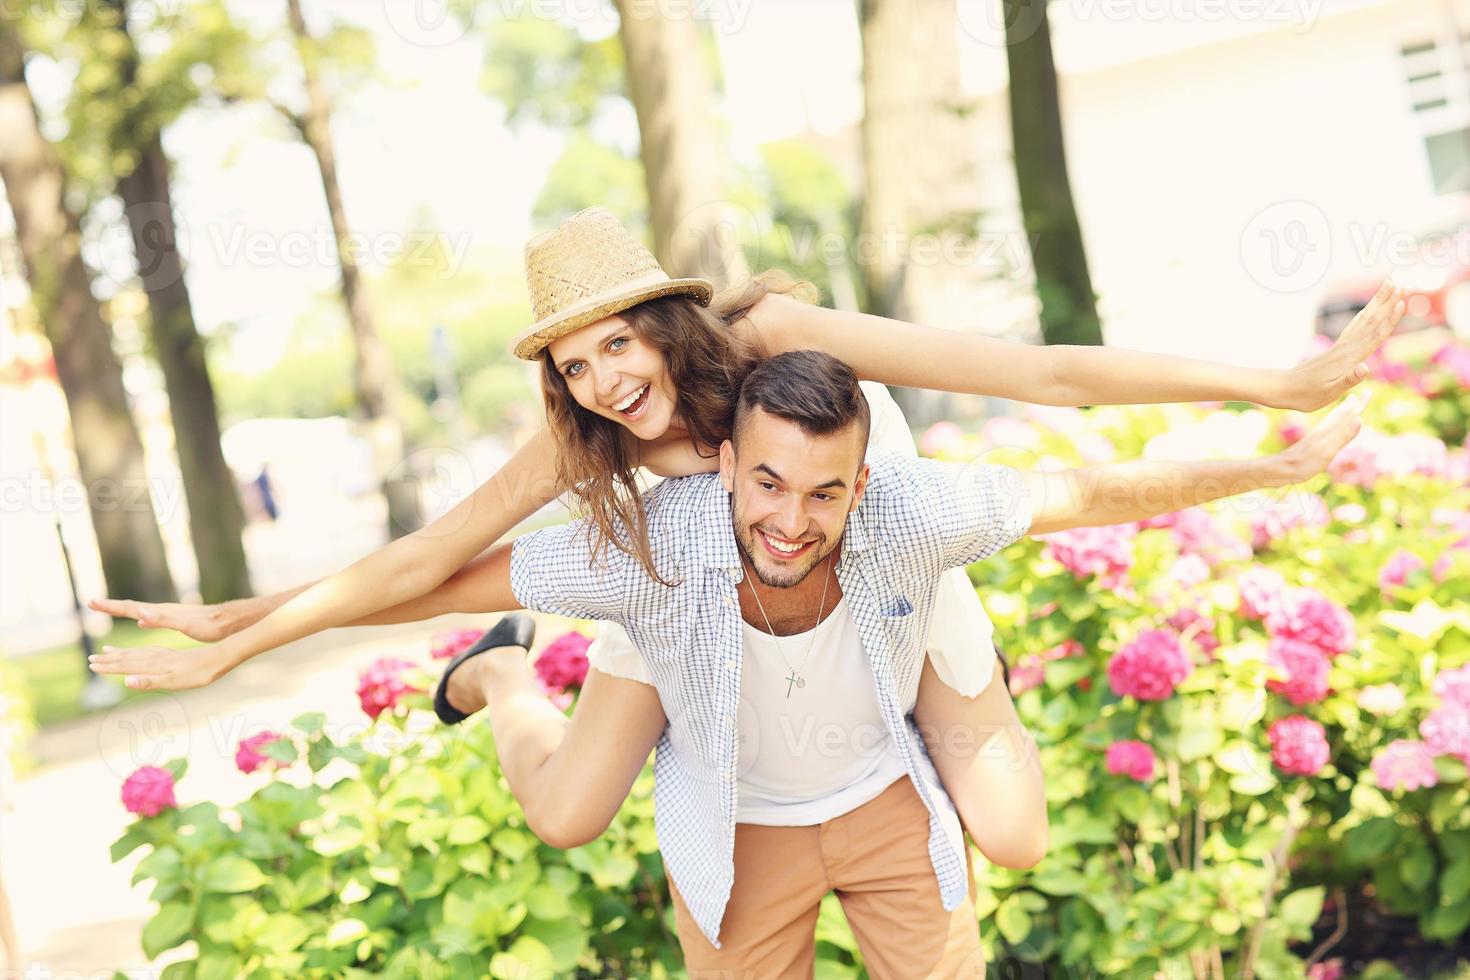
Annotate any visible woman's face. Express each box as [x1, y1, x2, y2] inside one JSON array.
[[546, 314, 680, 440]]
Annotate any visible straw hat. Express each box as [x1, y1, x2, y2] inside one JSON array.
[[510, 206, 715, 360]]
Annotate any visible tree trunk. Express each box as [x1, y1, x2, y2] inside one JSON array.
[[857, 0, 992, 425], [0, 26, 178, 603], [612, 0, 749, 288], [1003, 0, 1102, 346], [103, 0, 252, 602], [285, 0, 419, 538]]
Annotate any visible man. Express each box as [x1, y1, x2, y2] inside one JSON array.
[[92, 351, 1364, 975]]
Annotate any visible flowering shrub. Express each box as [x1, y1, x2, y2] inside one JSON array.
[[925, 335, 1470, 975]]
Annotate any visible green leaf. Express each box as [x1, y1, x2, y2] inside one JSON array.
[[995, 894, 1032, 945], [1423, 900, 1470, 941], [200, 856, 268, 894], [111, 827, 150, 863], [256, 913, 311, 953], [525, 883, 571, 920], [448, 815, 491, 846], [141, 901, 193, 959], [1403, 846, 1437, 892], [1441, 859, 1470, 904], [291, 712, 327, 735], [490, 827, 534, 862], [1277, 886, 1325, 932], [521, 916, 588, 972], [325, 918, 369, 949], [163, 757, 188, 782], [1345, 818, 1401, 863], [490, 936, 553, 978], [194, 954, 241, 980], [312, 824, 365, 857], [261, 738, 299, 764]]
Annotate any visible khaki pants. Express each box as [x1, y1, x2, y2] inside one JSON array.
[[669, 775, 986, 979]]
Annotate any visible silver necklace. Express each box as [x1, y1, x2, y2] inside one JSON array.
[[743, 553, 832, 698]]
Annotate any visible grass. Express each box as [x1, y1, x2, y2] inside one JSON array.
[[16, 620, 199, 727]]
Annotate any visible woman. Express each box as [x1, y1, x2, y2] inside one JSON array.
[[89, 206, 1407, 847]]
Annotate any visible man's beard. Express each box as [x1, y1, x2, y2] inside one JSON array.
[[735, 521, 834, 589]]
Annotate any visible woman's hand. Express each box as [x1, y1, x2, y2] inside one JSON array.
[[1271, 391, 1368, 485], [87, 642, 235, 692], [89, 597, 233, 643], [1274, 280, 1407, 412]]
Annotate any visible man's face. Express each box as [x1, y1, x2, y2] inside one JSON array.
[[720, 407, 869, 589]]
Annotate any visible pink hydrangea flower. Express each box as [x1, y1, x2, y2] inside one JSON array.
[[1007, 654, 1046, 696], [355, 657, 422, 720], [1265, 587, 1355, 657], [1307, 958, 1346, 980], [919, 421, 965, 458], [1268, 715, 1330, 777], [1330, 429, 1449, 486], [1357, 683, 1406, 717], [1165, 606, 1220, 656], [534, 631, 592, 691], [235, 731, 288, 775], [1432, 666, 1470, 710], [1434, 538, 1470, 582], [1145, 508, 1251, 565], [1248, 492, 1329, 551], [1278, 418, 1306, 446], [430, 628, 483, 661], [1432, 338, 1470, 388], [1169, 554, 1211, 589], [1107, 630, 1192, 701], [1378, 550, 1426, 597], [1106, 740, 1157, 782], [1237, 566, 1286, 620], [1042, 524, 1136, 589], [1039, 639, 1084, 661], [980, 415, 1041, 451], [1371, 740, 1439, 792], [121, 765, 178, 818], [1332, 503, 1367, 524], [1265, 637, 1331, 706], [1419, 705, 1470, 765]]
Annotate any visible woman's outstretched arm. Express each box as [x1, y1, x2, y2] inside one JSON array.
[[87, 427, 566, 689], [747, 280, 1408, 412]]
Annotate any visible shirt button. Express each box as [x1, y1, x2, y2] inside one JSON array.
[[723, 713, 733, 727], [723, 767, 736, 780], [724, 659, 736, 671], [723, 596, 733, 607]]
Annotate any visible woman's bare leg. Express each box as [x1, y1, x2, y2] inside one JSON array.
[[913, 656, 1048, 869], [445, 654, 667, 848]]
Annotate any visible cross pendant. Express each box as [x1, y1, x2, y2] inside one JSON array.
[[785, 669, 805, 698]]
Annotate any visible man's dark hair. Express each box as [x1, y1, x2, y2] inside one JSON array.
[[733, 350, 871, 449]]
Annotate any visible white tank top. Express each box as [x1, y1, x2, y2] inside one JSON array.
[[734, 596, 909, 826]]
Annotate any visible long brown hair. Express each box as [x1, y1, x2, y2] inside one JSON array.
[[540, 268, 821, 584]]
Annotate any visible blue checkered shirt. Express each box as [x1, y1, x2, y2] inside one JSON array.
[[509, 452, 1033, 949]]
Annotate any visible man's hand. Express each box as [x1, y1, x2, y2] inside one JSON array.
[[1275, 279, 1407, 412], [1271, 391, 1367, 486], [89, 597, 233, 643], [86, 642, 235, 692]]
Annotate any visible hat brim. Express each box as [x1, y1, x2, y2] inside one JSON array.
[[511, 278, 715, 360]]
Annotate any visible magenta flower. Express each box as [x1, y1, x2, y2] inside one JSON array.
[[1265, 587, 1355, 657], [1042, 524, 1136, 589], [1107, 630, 1192, 701], [430, 628, 483, 661], [122, 765, 178, 818], [1432, 666, 1470, 710], [1248, 492, 1329, 551], [1268, 716, 1330, 777], [1146, 508, 1250, 565], [534, 631, 592, 691], [1307, 958, 1346, 980], [1165, 606, 1220, 656], [1421, 705, 1470, 765], [1237, 565, 1286, 621], [1105, 740, 1157, 782], [1265, 637, 1331, 706], [235, 731, 288, 775], [1378, 550, 1426, 597], [1169, 554, 1211, 589], [1357, 683, 1406, 717], [1431, 338, 1470, 388], [355, 657, 422, 720], [1371, 740, 1439, 792]]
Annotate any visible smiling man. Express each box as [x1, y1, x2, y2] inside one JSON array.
[[89, 350, 1366, 976]]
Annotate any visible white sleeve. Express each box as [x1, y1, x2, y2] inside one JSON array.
[[586, 620, 655, 686]]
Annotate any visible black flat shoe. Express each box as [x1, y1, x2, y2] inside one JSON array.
[[433, 613, 536, 725]]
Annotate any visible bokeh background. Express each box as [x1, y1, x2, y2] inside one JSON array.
[[0, 0, 1467, 975]]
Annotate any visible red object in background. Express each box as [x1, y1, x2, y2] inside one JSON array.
[[1316, 199, 1470, 340]]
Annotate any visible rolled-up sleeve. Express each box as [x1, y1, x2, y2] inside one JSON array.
[[509, 522, 632, 622], [879, 456, 1032, 570]]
